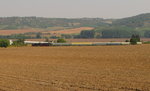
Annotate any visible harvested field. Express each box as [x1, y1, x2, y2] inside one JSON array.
[[0, 29, 43, 35], [49, 27, 94, 34], [0, 27, 93, 35], [0, 45, 150, 91]]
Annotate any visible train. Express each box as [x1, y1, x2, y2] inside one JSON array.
[[24, 41, 142, 46]]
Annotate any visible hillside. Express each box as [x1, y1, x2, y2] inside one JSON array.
[[0, 13, 149, 30], [0, 13, 150, 39], [112, 13, 150, 27], [0, 17, 109, 30]]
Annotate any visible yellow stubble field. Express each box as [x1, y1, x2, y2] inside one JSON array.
[[0, 45, 149, 91]]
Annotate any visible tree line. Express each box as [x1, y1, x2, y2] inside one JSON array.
[[72, 26, 150, 39], [0, 17, 106, 30], [1, 27, 150, 39]]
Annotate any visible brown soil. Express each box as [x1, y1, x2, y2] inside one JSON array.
[[0, 27, 94, 35], [0, 45, 149, 91], [49, 27, 94, 34], [0, 29, 43, 35]]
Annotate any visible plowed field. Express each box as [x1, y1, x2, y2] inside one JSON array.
[[0, 29, 42, 35], [0, 27, 94, 35], [0, 45, 149, 91], [49, 27, 94, 34]]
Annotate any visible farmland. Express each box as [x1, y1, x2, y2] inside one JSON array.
[[49, 27, 94, 34], [0, 45, 150, 91], [0, 27, 94, 36], [0, 29, 43, 35]]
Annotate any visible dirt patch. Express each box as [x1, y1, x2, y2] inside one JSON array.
[[0, 29, 43, 35], [49, 27, 94, 34], [0, 27, 94, 36], [0, 45, 149, 91]]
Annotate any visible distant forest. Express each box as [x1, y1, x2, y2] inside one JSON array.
[[0, 13, 150, 39], [0, 17, 110, 30]]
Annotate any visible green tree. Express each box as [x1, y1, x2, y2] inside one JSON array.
[[45, 37, 49, 42], [101, 27, 136, 38], [125, 40, 129, 42], [135, 35, 140, 42], [80, 30, 95, 38], [61, 34, 73, 39], [0, 39, 10, 48], [144, 30, 150, 38], [130, 34, 140, 45], [12, 39, 26, 46], [36, 33, 42, 39], [57, 38, 66, 43]]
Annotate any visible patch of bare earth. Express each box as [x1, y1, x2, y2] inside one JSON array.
[[0, 45, 149, 91], [49, 27, 94, 34], [0, 29, 43, 35], [0, 27, 93, 36]]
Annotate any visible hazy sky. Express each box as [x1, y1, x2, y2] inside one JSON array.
[[0, 0, 150, 18]]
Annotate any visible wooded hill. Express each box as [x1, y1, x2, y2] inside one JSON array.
[[76, 13, 150, 38], [0, 17, 110, 30], [112, 13, 150, 28], [0, 13, 150, 30], [0, 13, 150, 39]]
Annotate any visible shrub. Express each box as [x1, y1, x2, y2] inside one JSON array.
[[130, 38, 138, 45], [57, 38, 66, 43], [130, 34, 140, 45], [45, 37, 50, 42], [12, 39, 26, 47], [0, 39, 10, 48], [143, 41, 150, 44], [125, 40, 129, 42]]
